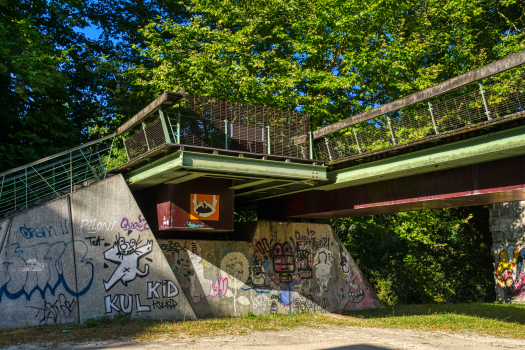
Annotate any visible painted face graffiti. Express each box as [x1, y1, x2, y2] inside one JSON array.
[[117, 237, 137, 255], [221, 252, 249, 284], [103, 235, 153, 292], [344, 275, 376, 310], [251, 259, 266, 287], [347, 280, 365, 303]]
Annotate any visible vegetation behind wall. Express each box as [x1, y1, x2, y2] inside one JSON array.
[[331, 206, 495, 305]]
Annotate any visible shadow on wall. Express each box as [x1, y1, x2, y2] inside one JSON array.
[[495, 202, 525, 239], [157, 222, 382, 318]]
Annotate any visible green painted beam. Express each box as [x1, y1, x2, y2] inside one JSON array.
[[125, 151, 183, 189], [164, 172, 205, 184], [317, 124, 525, 191], [235, 181, 299, 197], [125, 150, 327, 190], [238, 182, 318, 204], [180, 152, 326, 181]]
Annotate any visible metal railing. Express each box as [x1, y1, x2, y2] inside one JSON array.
[[0, 134, 116, 218], [316, 76, 525, 162], [123, 94, 311, 160]]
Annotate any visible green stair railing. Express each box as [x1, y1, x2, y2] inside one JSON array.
[[0, 134, 116, 218]]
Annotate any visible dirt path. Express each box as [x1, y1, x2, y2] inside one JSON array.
[[8, 324, 525, 350]]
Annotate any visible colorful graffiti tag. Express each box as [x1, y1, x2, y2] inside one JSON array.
[[159, 225, 379, 316], [495, 246, 525, 301]]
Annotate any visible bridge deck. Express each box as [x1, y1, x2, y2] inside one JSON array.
[[2, 52, 525, 218], [117, 144, 327, 205]]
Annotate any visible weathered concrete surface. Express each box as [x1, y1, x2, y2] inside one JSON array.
[[0, 174, 379, 329], [69, 174, 196, 322], [158, 221, 382, 317], [490, 201, 525, 302], [0, 196, 78, 328]]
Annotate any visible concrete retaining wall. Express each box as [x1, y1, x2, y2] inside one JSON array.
[[0, 174, 380, 328], [157, 222, 382, 317], [69, 175, 195, 323], [0, 196, 78, 328]]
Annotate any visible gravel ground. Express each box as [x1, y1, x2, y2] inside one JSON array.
[[5, 324, 525, 350]]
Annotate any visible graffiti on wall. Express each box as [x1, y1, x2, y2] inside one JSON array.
[[30, 294, 77, 324], [19, 220, 69, 240], [159, 241, 196, 277], [314, 248, 333, 294], [191, 194, 220, 221], [103, 235, 153, 292], [120, 215, 150, 232], [0, 239, 93, 302], [495, 246, 525, 301], [159, 226, 378, 317]]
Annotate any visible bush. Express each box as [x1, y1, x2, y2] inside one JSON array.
[[331, 206, 495, 305]]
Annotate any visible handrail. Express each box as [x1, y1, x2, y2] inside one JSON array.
[[0, 133, 116, 177], [116, 91, 184, 136], [308, 50, 525, 140], [0, 151, 93, 183], [0, 134, 117, 218]]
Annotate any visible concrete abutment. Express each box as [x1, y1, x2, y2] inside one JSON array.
[[0, 174, 381, 329], [490, 201, 525, 302]]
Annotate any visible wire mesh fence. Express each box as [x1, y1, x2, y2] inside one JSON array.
[[316, 75, 525, 162], [123, 94, 311, 160], [0, 134, 116, 218], [124, 116, 168, 160]]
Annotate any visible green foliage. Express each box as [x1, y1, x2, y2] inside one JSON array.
[[331, 206, 495, 304], [113, 312, 131, 326], [0, 0, 186, 172], [234, 210, 258, 222], [372, 276, 398, 306], [83, 315, 112, 328], [135, 0, 525, 130]]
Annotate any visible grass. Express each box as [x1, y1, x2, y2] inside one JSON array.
[[1, 303, 525, 348]]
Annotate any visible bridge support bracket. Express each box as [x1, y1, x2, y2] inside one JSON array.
[[387, 117, 398, 145], [428, 100, 440, 134], [478, 81, 493, 120]]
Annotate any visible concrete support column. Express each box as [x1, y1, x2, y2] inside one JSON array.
[[490, 201, 525, 302]]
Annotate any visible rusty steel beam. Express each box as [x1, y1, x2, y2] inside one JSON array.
[[308, 50, 525, 140], [257, 154, 525, 219]]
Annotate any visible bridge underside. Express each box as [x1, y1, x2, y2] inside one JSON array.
[[258, 154, 525, 219]]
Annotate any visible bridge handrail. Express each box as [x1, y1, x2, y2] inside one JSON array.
[[315, 72, 525, 162], [0, 133, 116, 177], [0, 134, 117, 218], [301, 50, 525, 142]]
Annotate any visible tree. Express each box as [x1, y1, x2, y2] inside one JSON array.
[[134, 0, 525, 129], [0, 0, 189, 172], [331, 206, 495, 304]]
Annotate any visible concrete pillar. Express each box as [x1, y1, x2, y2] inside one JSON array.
[[490, 201, 525, 303]]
